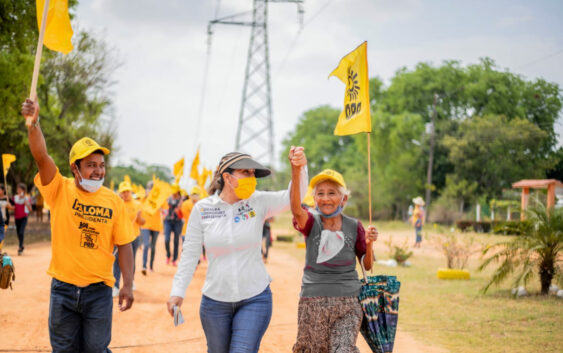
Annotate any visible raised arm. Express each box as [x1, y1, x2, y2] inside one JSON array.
[[289, 146, 308, 230], [21, 99, 57, 185]]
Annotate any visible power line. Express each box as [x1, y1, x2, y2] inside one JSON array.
[[515, 48, 563, 70]]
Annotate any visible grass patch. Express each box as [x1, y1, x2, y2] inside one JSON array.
[[272, 212, 563, 353]]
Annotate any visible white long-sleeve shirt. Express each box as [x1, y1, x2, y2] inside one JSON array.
[[170, 168, 308, 302]]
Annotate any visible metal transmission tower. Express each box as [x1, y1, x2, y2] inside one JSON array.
[[208, 0, 304, 166]]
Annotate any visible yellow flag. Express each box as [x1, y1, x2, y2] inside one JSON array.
[[198, 168, 211, 188], [109, 179, 115, 192], [173, 157, 185, 183], [124, 175, 132, 185], [2, 154, 16, 178], [190, 149, 200, 181], [329, 41, 371, 136], [142, 179, 173, 215], [36, 0, 74, 54]]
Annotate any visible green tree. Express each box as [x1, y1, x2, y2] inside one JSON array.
[[479, 201, 563, 295], [443, 115, 555, 198], [0, 1, 117, 189], [107, 159, 173, 187]]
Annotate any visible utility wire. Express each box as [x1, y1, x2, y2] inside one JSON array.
[[515, 48, 563, 70], [274, 0, 336, 76]]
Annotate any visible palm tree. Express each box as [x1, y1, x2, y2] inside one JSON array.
[[479, 201, 563, 295]]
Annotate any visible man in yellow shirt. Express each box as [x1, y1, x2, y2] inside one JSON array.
[[113, 181, 145, 296], [22, 99, 135, 352]]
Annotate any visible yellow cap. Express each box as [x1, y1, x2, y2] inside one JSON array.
[[171, 184, 180, 193], [309, 169, 346, 189], [118, 181, 132, 193], [69, 137, 110, 165], [190, 186, 202, 196]]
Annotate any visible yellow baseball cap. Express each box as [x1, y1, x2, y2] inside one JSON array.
[[190, 186, 202, 195], [69, 137, 110, 165], [309, 169, 347, 189], [171, 184, 180, 193], [118, 181, 132, 193]]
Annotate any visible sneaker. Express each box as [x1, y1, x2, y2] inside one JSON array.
[[18, 248, 23, 256], [141, 268, 147, 276], [166, 257, 170, 265], [172, 261, 177, 267], [112, 286, 119, 298], [150, 268, 154, 272]]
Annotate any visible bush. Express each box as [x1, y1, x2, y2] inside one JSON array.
[[456, 220, 473, 232], [456, 221, 492, 233], [492, 220, 532, 235], [276, 235, 295, 242]]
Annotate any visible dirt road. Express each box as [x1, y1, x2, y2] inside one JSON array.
[[0, 238, 445, 353]]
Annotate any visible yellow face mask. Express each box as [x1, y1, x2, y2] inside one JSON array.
[[232, 176, 257, 199]]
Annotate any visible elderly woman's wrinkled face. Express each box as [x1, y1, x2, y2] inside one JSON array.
[[314, 181, 346, 215]]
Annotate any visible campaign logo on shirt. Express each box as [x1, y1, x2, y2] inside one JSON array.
[[78, 221, 100, 249], [201, 207, 226, 220], [233, 202, 256, 223], [72, 199, 113, 224]]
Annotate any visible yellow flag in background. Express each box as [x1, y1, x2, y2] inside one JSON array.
[[190, 149, 200, 181], [109, 180, 115, 192], [124, 175, 131, 185], [142, 179, 173, 215], [329, 41, 371, 136], [2, 154, 16, 178], [36, 0, 74, 54], [173, 157, 185, 183], [198, 168, 211, 189]]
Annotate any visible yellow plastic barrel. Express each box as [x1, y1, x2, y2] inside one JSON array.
[[437, 268, 470, 280]]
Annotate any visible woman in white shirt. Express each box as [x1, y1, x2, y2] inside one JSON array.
[[168, 148, 307, 353]]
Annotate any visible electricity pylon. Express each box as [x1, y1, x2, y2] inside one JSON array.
[[208, 0, 304, 167]]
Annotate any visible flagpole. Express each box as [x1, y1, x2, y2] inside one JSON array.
[[26, 0, 50, 127], [367, 132, 372, 225]]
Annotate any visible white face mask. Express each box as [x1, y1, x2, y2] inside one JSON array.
[[77, 169, 104, 193], [316, 229, 345, 264]]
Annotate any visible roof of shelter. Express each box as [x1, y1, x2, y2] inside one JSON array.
[[512, 179, 563, 189]]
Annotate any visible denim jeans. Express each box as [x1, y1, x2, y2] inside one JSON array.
[[49, 278, 113, 353], [113, 235, 140, 288], [15, 216, 28, 251], [142, 229, 159, 270], [200, 285, 272, 353], [164, 220, 183, 262]]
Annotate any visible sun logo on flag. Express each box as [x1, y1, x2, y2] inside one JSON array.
[[347, 69, 360, 101]]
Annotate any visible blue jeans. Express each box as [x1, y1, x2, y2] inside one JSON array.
[[200, 286, 272, 353], [49, 278, 112, 353], [113, 235, 140, 288], [142, 229, 159, 270], [164, 220, 183, 262]]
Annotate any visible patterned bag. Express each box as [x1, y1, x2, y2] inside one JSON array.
[[0, 253, 15, 290], [358, 257, 400, 353]]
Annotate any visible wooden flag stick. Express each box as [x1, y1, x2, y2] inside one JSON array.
[[26, 0, 50, 127], [367, 132, 372, 225]]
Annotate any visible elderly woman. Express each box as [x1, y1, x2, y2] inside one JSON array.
[[168, 148, 308, 353], [290, 165, 378, 353]]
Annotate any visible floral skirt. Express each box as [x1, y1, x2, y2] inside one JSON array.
[[293, 296, 363, 353]]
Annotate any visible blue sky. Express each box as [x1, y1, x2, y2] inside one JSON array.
[[75, 0, 563, 183]]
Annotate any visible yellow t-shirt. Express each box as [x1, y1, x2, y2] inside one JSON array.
[[34, 171, 135, 287], [140, 208, 163, 232], [123, 199, 142, 236], [180, 199, 194, 235]]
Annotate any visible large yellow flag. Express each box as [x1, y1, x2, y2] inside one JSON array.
[[36, 0, 74, 54], [142, 179, 173, 215], [329, 41, 371, 136], [2, 154, 16, 178], [173, 157, 185, 183], [198, 168, 212, 189], [190, 149, 200, 181]]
